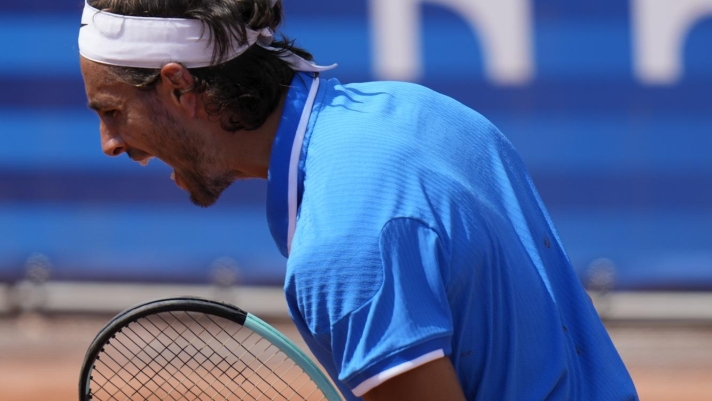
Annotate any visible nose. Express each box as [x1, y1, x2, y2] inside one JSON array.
[[100, 126, 126, 157]]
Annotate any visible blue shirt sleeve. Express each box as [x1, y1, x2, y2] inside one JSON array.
[[333, 217, 454, 393]]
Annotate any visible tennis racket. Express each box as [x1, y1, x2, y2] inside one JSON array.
[[79, 296, 343, 401]]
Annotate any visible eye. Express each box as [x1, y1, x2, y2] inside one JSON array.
[[103, 110, 118, 118]]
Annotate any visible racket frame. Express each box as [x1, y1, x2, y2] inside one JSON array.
[[79, 296, 343, 401]]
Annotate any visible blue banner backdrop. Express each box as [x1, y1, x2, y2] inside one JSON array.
[[1, 0, 711, 289]]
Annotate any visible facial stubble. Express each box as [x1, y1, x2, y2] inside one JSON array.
[[149, 100, 236, 208]]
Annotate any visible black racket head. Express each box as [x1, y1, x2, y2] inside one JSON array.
[[79, 297, 329, 401]]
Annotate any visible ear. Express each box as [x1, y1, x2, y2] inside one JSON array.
[[158, 62, 198, 118]]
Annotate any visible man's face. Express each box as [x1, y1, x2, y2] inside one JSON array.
[[80, 58, 236, 207]]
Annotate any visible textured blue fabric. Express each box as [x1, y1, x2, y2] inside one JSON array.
[[267, 76, 639, 400]]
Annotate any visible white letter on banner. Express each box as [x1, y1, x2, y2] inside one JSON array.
[[369, 0, 534, 85], [632, 0, 712, 85]]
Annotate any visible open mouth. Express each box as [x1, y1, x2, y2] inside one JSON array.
[[135, 156, 154, 166], [126, 149, 154, 167]]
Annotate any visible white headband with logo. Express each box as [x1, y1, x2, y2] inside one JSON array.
[[78, 1, 336, 71]]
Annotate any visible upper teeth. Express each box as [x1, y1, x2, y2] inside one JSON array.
[[138, 156, 154, 167]]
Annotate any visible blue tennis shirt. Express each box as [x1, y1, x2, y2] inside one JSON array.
[[266, 73, 638, 400]]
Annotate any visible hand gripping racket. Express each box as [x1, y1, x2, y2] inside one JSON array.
[[79, 297, 343, 401]]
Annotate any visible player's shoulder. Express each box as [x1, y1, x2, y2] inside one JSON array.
[[328, 78, 460, 107], [340, 79, 435, 96], [309, 78, 503, 175], [317, 77, 495, 134]]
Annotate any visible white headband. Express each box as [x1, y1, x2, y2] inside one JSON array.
[[78, 1, 336, 71]]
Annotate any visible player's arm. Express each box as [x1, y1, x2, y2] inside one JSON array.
[[362, 357, 466, 401]]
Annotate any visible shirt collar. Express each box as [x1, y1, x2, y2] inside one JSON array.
[[266, 72, 314, 257]]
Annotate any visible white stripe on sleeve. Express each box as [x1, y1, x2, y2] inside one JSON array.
[[351, 349, 446, 397]]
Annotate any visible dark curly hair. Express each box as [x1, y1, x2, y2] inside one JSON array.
[[87, 0, 315, 132]]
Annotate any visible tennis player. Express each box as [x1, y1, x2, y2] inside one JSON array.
[[77, 0, 639, 400]]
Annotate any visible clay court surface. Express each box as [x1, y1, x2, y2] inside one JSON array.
[[1, 314, 711, 401]]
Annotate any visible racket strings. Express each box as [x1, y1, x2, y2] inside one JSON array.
[[181, 313, 311, 400], [148, 312, 246, 400], [88, 311, 327, 400], [111, 315, 211, 400], [93, 318, 210, 401], [94, 314, 286, 399], [93, 322, 180, 400], [219, 331, 309, 399], [156, 313, 271, 401], [120, 313, 262, 401]]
